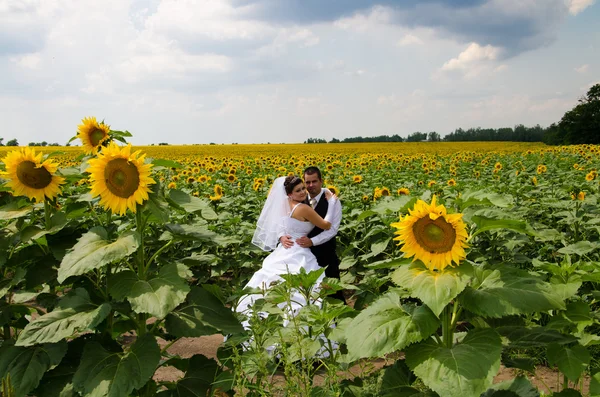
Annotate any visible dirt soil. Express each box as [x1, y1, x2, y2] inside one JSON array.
[[153, 334, 590, 395]]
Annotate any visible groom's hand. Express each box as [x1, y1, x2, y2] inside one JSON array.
[[296, 236, 313, 248], [279, 235, 293, 249]]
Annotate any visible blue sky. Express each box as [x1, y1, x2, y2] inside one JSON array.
[[1, 0, 598, 145]]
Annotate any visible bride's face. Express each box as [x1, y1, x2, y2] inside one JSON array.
[[288, 183, 307, 202]]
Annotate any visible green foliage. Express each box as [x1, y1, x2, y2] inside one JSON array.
[[544, 84, 600, 145]]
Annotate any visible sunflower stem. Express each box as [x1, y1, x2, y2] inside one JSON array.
[[442, 304, 454, 348], [135, 209, 147, 337], [146, 240, 173, 270], [43, 199, 52, 231]]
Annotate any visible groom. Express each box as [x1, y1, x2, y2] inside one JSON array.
[[279, 166, 345, 303]]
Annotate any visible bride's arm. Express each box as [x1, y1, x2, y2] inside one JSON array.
[[298, 204, 331, 230]]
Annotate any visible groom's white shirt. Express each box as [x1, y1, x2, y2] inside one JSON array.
[[308, 188, 342, 247]]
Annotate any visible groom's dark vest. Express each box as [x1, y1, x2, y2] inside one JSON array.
[[308, 193, 340, 278]]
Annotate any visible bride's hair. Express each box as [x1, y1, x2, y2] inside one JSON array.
[[284, 175, 303, 194]]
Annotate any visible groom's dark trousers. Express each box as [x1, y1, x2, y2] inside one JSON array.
[[308, 194, 346, 304]]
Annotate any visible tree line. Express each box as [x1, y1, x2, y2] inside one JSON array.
[[305, 84, 600, 145]]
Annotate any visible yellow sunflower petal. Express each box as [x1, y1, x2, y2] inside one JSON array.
[[391, 195, 469, 272], [1, 147, 65, 202], [87, 142, 155, 215]]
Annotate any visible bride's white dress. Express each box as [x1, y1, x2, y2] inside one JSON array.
[[236, 204, 324, 327]]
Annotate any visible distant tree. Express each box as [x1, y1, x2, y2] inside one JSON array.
[[6, 139, 18, 146], [0, 138, 4, 146], [329, 137, 340, 143], [427, 131, 441, 142], [304, 138, 327, 143], [406, 132, 428, 142], [546, 84, 600, 145]]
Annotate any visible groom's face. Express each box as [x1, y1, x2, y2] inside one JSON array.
[[303, 172, 322, 198]]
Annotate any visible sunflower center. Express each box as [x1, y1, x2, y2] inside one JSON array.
[[412, 216, 456, 253], [16, 161, 52, 189], [104, 158, 140, 198], [89, 128, 107, 146]]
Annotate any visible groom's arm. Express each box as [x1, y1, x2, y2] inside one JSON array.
[[309, 197, 342, 247]]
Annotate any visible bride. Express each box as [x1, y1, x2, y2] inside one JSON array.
[[235, 175, 337, 329]]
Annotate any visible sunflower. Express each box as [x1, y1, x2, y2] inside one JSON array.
[[214, 184, 224, 196], [447, 179, 456, 187], [586, 172, 596, 181], [380, 187, 391, 196], [198, 175, 208, 183], [77, 116, 111, 155], [167, 182, 177, 189], [578, 191, 586, 201], [327, 185, 338, 196], [353, 175, 363, 183], [1, 147, 66, 202], [391, 195, 469, 272], [427, 180, 436, 188], [397, 188, 410, 196], [87, 142, 155, 215]]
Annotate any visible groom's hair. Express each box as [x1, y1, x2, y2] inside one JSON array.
[[284, 175, 303, 194], [303, 166, 322, 180]]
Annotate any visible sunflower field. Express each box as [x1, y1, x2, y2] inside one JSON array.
[[0, 118, 599, 397]]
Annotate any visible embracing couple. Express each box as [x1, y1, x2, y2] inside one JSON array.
[[236, 166, 345, 325]]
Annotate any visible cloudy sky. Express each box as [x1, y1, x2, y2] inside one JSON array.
[[1, 0, 599, 145]]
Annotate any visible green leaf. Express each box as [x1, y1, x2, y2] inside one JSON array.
[[380, 360, 416, 396], [0, 202, 32, 220], [405, 328, 502, 397], [457, 190, 513, 211], [162, 223, 218, 242], [57, 227, 139, 283], [357, 210, 378, 221], [168, 190, 217, 220], [0, 341, 67, 397], [372, 196, 416, 215], [365, 257, 413, 269], [392, 262, 473, 317], [72, 334, 160, 397], [480, 376, 539, 397], [16, 289, 111, 347], [459, 266, 565, 318], [558, 241, 599, 256], [547, 343, 590, 382], [497, 326, 577, 348], [370, 238, 391, 257], [346, 291, 439, 361], [563, 301, 595, 333], [159, 355, 220, 396], [339, 256, 357, 270], [109, 263, 190, 320], [470, 215, 536, 238], [590, 370, 600, 397], [166, 286, 243, 337]]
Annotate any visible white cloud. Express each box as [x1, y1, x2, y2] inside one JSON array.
[[10, 52, 41, 69], [397, 34, 423, 46], [567, 0, 596, 15], [575, 64, 589, 73], [143, 0, 274, 42], [442, 43, 502, 71], [333, 6, 392, 32], [437, 43, 505, 79]]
